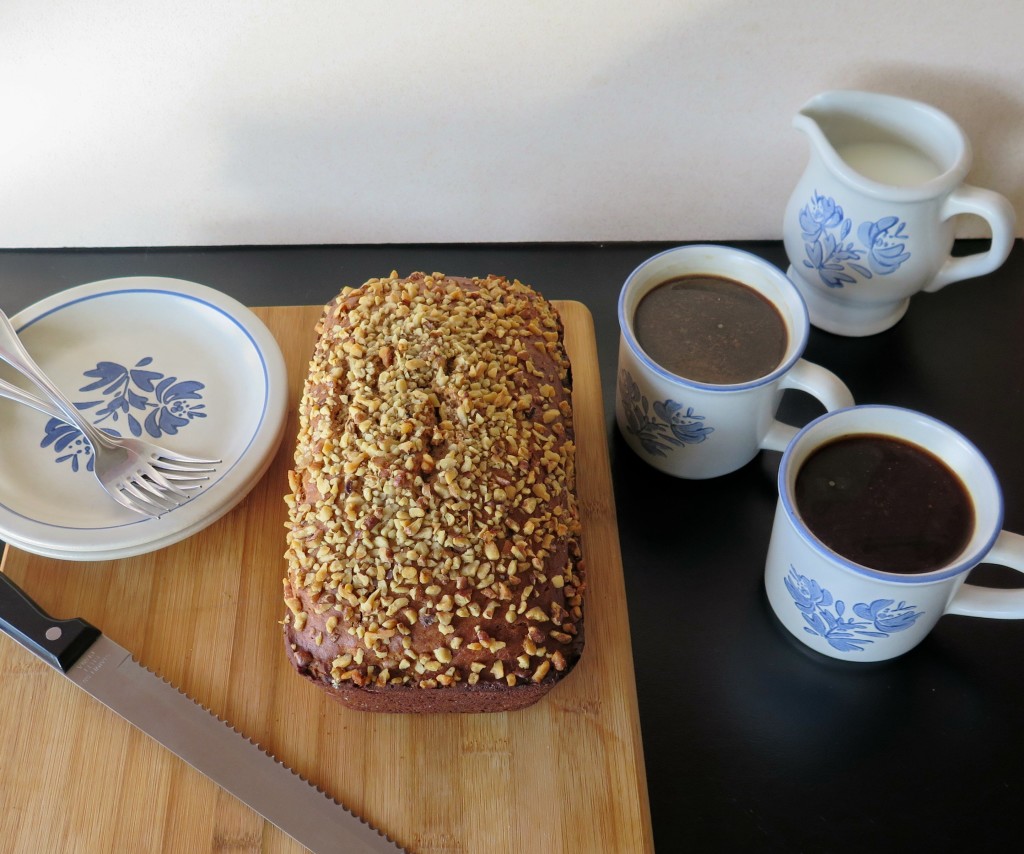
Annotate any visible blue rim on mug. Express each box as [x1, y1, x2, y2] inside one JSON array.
[[777, 404, 1004, 584], [617, 244, 811, 392]]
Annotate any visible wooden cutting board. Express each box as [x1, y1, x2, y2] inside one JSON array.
[[0, 301, 652, 854]]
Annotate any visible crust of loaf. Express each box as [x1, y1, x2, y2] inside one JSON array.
[[282, 272, 584, 713]]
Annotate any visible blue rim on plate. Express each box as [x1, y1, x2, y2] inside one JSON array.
[[0, 277, 288, 560]]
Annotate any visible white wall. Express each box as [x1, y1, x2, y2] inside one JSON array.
[[2, 1, 1021, 247]]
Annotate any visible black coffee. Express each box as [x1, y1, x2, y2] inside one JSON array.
[[633, 275, 787, 384], [794, 434, 974, 574]]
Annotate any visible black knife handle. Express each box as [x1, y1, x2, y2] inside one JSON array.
[[0, 571, 100, 673]]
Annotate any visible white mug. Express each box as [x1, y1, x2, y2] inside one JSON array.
[[616, 245, 854, 479], [765, 405, 1024, 662], [783, 90, 1016, 337]]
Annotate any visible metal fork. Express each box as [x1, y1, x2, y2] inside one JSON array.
[[0, 308, 220, 518]]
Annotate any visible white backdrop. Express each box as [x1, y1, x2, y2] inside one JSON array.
[[2, 1, 1022, 247]]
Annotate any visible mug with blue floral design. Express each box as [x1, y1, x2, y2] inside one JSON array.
[[765, 405, 1024, 662], [783, 90, 1016, 337], [616, 244, 854, 479]]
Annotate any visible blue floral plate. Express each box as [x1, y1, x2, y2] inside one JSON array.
[[0, 277, 287, 560]]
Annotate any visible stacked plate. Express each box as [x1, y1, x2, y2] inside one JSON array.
[[0, 277, 288, 560]]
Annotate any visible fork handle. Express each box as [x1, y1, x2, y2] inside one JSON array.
[[0, 376, 66, 420], [0, 309, 111, 447]]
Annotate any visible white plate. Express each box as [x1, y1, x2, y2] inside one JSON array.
[[0, 277, 288, 560]]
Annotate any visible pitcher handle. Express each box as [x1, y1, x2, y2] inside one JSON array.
[[926, 185, 1016, 293], [945, 530, 1024, 618]]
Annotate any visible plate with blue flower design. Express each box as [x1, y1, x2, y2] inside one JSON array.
[[0, 277, 288, 559]]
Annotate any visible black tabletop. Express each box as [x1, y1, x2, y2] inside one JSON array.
[[2, 241, 1022, 851]]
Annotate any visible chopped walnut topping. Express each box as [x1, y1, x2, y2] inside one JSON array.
[[282, 272, 584, 694], [532, 660, 551, 683]]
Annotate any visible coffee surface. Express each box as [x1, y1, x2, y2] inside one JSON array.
[[633, 275, 787, 384], [794, 434, 974, 574]]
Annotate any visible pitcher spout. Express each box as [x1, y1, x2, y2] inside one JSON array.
[[792, 94, 843, 178], [791, 90, 970, 191]]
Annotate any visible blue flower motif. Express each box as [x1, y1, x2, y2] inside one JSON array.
[[852, 599, 922, 633], [619, 370, 714, 457], [784, 570, 833, 613], [799, 191, 845, 241], [40, 420, 95, 472], [858, 217, 911, 275], [652, 400, 713, 445], [144, 377, 207, 437], [38, 357, 209, 472], [783, 566, 925, 653], [797, 192, 910, 288]]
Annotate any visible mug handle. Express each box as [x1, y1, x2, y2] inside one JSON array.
[[925, 185, 1017, 293], [761, 359, 855, 452], [945, 531, 1024, 618]]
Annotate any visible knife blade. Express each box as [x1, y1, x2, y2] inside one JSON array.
[[0, 569, 405, 854]]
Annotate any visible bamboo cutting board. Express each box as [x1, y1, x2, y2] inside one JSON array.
[[0, 301, 652, 854]]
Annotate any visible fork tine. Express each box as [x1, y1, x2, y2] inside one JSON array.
[[158, 475, 207, 487], [153, 449, 223, 465], [105, 485, 162, 518], [153, 459, 219, 473], [124, 473, 188, 505], [115, 482, 175, 517], [131, 471, 192, 505], [148, 463, 214, 484], [146, 461, 216, 494]]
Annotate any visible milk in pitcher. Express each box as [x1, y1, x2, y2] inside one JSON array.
[[836, 141, 942, 187]]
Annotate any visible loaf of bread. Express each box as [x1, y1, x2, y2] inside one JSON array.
[[282, 272, 585, 713]]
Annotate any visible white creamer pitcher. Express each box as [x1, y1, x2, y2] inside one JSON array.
[[783, 90, 1016, 336]]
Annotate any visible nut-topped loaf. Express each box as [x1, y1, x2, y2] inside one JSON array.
[[282, 272, 585, 713]]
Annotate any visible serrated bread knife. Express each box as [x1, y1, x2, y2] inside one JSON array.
[[0, 570, 404, 853]]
